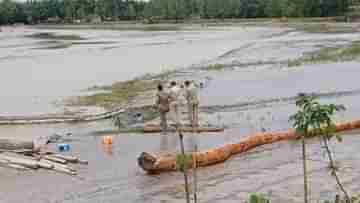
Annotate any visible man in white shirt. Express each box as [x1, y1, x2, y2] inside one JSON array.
[[185, 80, 200, 127], [169, 81, 182, 128]]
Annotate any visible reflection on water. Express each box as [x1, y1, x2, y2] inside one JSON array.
[[159, 132, 200, 153], [159, 134, 178, 153], [187, 133, 199, 152], [102, 144, 113, 156]]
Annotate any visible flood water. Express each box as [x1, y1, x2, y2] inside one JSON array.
[[1, 24, 360, 203]]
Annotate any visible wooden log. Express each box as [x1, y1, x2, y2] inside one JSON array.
[[44, 159, 75, 174], [138, 119, 360, 174], [1, 152, 38, 160], [0, 108, 125, 125], [52, 166, 76, 175], [0, 158, 10, 164], [7, 164, 30, 170], [50, 154, 78, 163], [0, 154, 39, 169], [43, 155, 67, 164], [0, 139, 33, 150], [0, 149, 34, 154], [40, 159, 76, 175], [143, 126, 224, 133], [40, 159, 68, 169], [77, 159, 89, 165], [37, 160, 54, 169], [0, 162, 30, 170]]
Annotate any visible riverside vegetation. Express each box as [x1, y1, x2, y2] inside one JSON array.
[[0, 0, 353, 25], [288, 41, 360, 67]]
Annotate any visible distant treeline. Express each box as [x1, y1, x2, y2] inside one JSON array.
[[0, 0, 351, 25]]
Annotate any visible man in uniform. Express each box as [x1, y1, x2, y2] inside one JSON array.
[[169, 81, 182, 128], [184, 80, 200, 127], [156, 84, 170, 135]]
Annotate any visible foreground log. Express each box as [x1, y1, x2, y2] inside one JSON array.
[[0, 162, 30, 170], [0, 154, 39, 169], [43, 155, 67, 164], [50, 154, 78, 163], [0, 139, 33, 150], [138, 120, 360, 174], [39, 159, 76, 175]]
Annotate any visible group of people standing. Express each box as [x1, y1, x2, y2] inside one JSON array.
[[156, 80, 200, 135]]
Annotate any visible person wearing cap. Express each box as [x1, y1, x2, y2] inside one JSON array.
[[155, 84, 170, 135], [184, 80, 200, 127]]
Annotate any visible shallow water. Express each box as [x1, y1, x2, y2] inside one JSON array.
[[0, 26, 281, 116], [1, 24, 360, 203]]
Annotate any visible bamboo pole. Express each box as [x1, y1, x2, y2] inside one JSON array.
[[43, 155, 67, 164], [0, 139, 33, 150], [0, 154, 39, 169]]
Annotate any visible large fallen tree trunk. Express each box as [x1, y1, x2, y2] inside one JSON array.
[[0, 139, 33, 150], [138, 119, 360, 174]]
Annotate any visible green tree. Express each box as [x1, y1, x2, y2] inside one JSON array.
[[290, 94, 351, 203], [127, 3, 137, 19], [0, 0, 18, 24]]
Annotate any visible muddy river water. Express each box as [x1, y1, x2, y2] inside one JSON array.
[[1, 24, 360, 203]]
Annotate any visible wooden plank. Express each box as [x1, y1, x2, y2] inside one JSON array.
[[37, 160, 54, 169], [0, 162, 30, 170], [50, 154, 78, 163], [40, 159, 76, 175], [7, 164, 30, 170], [77, 159, 89, 165], [0, 108, 125, 125], [0, 154, 39, 169], [40, 159, 75, 171], [0, 139, 33, 150], [43, 155, 67, 164]]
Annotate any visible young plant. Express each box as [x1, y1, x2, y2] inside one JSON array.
[[290, 94, 313, 203], [249, 193, 271, 203], [290, 94, 350, 203], [176, 131, 192, 203]]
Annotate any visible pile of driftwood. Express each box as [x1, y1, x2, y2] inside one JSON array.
[[0, 139, 87, 175]]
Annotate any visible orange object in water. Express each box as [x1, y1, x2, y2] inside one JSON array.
[[102, 136, 113, 145]]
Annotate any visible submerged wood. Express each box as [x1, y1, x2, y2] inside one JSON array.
[[43, 155, 67, 164], [40, 159, 70, 169], [0, 154, 39, 169], [40, 159, 76, 175], [50, 154, 78, 163], [0, 162, 30, 170], [37, 160, 54, 169], [0, 149, 34, 154], [138, 119, 360, 174], [0, 108, 125, 125], [0, 139, 33, 150], [77, 159, 89, 165], [0, 150, 85, 175], [143, 125, 224, 133]]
